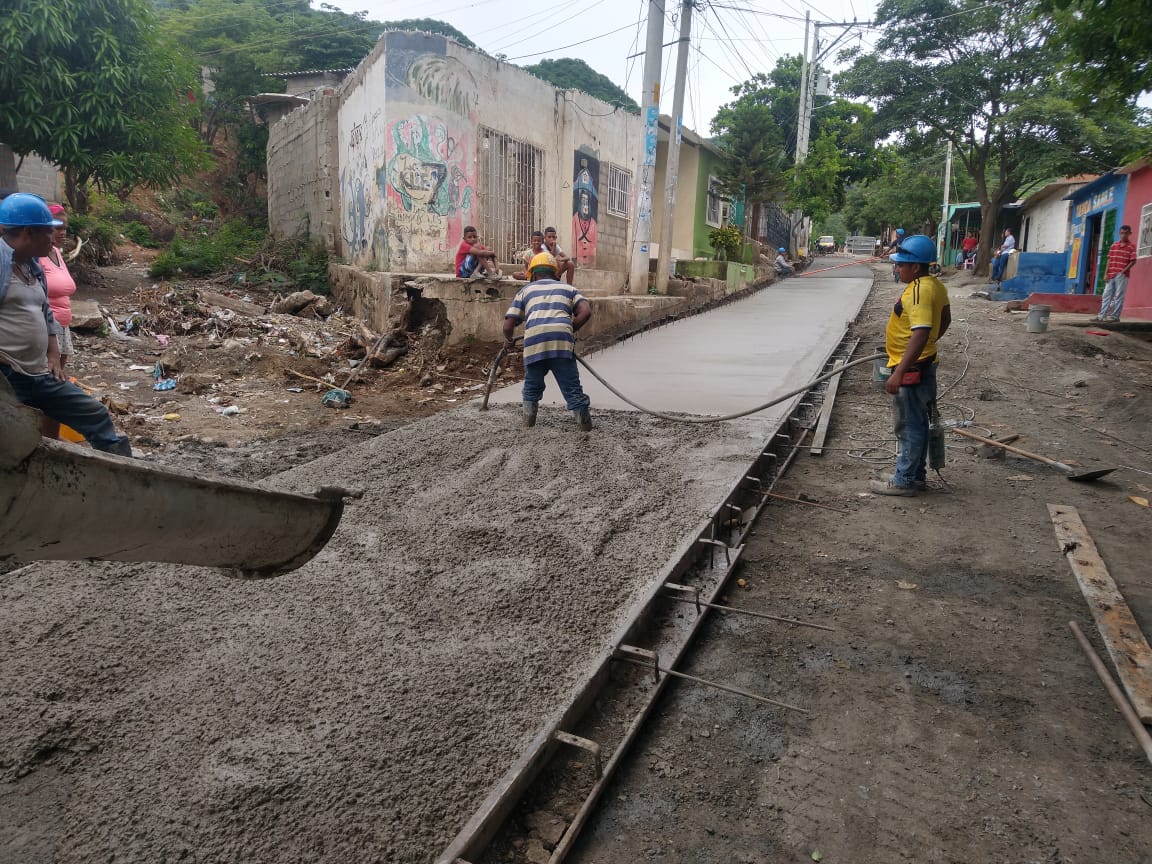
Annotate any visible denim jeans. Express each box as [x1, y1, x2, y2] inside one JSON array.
[[1099, 273, 1128, 319], [522, 356, 590, 411], [991, 254, 1008, 281], [2, 365, 129, 454], [890, 361, 937, 488]]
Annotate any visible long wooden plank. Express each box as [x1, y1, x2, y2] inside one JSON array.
[[1048, 503, 1152, 722], [809, 339, 859, 456]]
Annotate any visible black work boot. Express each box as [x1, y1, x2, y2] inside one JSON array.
[[574, 407, 592, 432], [522, 400, 538, 428]]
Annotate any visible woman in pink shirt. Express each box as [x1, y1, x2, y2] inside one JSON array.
[[41, 203, 77, 366], [40, 203, 78, 440]]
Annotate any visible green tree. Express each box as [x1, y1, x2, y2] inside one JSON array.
[[839, 0, 1152, 274], [1041, 0, 1151, 100], [712, 57, 882, 237], [0, 0, 207, 212], [382, 17, 476, 51], [790, 133, 844, 224], [521, 59, 640, 112]]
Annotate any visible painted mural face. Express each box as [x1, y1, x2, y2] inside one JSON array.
[[572, 151, 599, 268]]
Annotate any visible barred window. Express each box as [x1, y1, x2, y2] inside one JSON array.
[[606, 164, 631, 217], [706, 176, 727, 227]]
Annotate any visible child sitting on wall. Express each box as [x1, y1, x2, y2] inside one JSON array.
[[456, 226, 501, 279]]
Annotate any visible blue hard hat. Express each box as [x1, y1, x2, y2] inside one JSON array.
[[778, 247, 786, 253], [0, 193, 62, 227], [890, 234, 936, 264], [895, 228, 905, 235]]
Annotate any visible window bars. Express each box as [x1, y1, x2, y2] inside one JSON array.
[[477, 127, 545, 262]]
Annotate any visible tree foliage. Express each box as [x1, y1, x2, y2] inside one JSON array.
[[838, 0, 1152, 274], [521, 59, 640, 113], [711, 56, 881, 234], [1041, 0, 1151, 100], [0, 0, 207, 212]]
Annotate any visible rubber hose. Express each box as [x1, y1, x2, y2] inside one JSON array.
[[573, 351, 886, 425]]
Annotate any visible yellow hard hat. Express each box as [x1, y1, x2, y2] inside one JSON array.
[[528, 251, 557, 273]]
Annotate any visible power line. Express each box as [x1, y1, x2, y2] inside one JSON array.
[[502, 21, 639, 61]]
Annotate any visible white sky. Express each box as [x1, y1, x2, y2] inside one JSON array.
[[314, 0, 881, 136]]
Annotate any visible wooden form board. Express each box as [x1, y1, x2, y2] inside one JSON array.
[[1048, 503, 1152, 723], [808, 369, 842, 456]]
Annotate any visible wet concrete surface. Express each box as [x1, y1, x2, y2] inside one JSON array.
[[490, 264, 873, 430]]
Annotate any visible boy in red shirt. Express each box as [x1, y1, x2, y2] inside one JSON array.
[[455, 226, 500, 279], [1093, 225, 1137, 323]]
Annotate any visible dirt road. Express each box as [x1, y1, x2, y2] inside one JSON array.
[[570, 266, 1152, 863]]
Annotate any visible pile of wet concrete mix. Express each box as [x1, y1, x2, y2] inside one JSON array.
[[0, 406, 764, 862]]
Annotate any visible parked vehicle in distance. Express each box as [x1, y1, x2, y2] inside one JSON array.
[[817, 235, 836, 254]]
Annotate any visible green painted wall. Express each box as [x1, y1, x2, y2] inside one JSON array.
[[692, 147, 724, 259]]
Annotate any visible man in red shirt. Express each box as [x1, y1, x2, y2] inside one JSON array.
[[1093, 225, 1137, 323]]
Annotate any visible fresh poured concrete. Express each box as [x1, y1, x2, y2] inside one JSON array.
[[490, 264, 873, 428]]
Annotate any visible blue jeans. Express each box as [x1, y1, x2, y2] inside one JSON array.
[[2, 365, 129, 454], [891, 361, 937, 488], [991, 254, 1008, 281], [1099, 273, 1128, 318], [522, 356, 590, 411]]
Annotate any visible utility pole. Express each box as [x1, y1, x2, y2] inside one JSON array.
[[939, 140, 953, 264], [627, 0, 666, 294], [795, 12, 812, 165], [654, 0, 693, 295], [791, 17, 870, 257]]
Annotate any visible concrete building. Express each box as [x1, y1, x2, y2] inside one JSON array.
[[0, 146, 61, 201], [650, 120, 731, 264], [266, 31, 641, 291]]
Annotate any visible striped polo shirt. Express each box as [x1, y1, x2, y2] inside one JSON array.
[[505, 279, 588, 365]]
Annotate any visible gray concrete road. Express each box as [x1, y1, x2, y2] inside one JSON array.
[[490, 265, 873, 429]]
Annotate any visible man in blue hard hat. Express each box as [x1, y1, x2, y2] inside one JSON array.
[[872, 233, 950, 496], [774, 247, 794, 277], [0, 193, 132, 456]]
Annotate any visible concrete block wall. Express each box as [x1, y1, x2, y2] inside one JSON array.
[[0, 146, 61, 200], [267, 94, 339, 250]]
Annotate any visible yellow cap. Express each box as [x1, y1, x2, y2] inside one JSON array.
[[528, 251, 557, 273]]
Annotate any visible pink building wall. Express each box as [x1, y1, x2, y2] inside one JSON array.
[[1120, 162, 1152, 320]]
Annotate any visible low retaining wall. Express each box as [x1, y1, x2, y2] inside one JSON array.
[[329, 264, 776, 347]]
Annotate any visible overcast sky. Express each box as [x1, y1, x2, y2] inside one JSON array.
[[315, 0, 881, 135]]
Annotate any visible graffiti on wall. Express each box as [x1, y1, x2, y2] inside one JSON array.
[[379, 114, 475, 269], [340, 106, 387, 263], [572, 150, 599, 268]]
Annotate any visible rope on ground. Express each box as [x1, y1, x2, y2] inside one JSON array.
[[572, 352, 886, 425], [937, 316, 972, 399]]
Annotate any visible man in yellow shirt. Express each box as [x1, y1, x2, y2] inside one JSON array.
[[873, 234, 950, 496]]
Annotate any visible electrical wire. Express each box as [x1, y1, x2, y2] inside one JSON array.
[[501, 22, 641, 61]]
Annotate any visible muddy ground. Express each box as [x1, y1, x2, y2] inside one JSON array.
[[571, 266, 1152, 863]]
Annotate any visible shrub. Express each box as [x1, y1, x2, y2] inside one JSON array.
[[708, 224, 743, 261], [150, 219, 262, 278], [122, 221, 157, 247]]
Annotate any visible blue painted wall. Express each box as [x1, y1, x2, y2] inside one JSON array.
[[993, 251, 1068, 300], [1065, 173, 1128, 293]]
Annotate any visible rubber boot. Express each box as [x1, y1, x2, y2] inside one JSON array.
[[522, 400, 538, 428], [575, 407, 592, 432]]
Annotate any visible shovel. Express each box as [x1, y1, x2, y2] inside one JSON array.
[[951, 427, 1116, 481]]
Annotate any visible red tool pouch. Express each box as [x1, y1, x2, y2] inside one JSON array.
[[901, 369, 922, 386]]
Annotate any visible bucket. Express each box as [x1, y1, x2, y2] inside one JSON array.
[[873, 358, 893, 389], [1026, 304, 1051, 334]]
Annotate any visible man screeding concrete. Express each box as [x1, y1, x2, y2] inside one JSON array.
[[502, 251, 593, 431]]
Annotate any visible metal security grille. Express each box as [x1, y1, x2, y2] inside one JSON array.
[[606, 164, 631, 217], [477, 127, 544, 262], [756, 201, 792, 252]]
